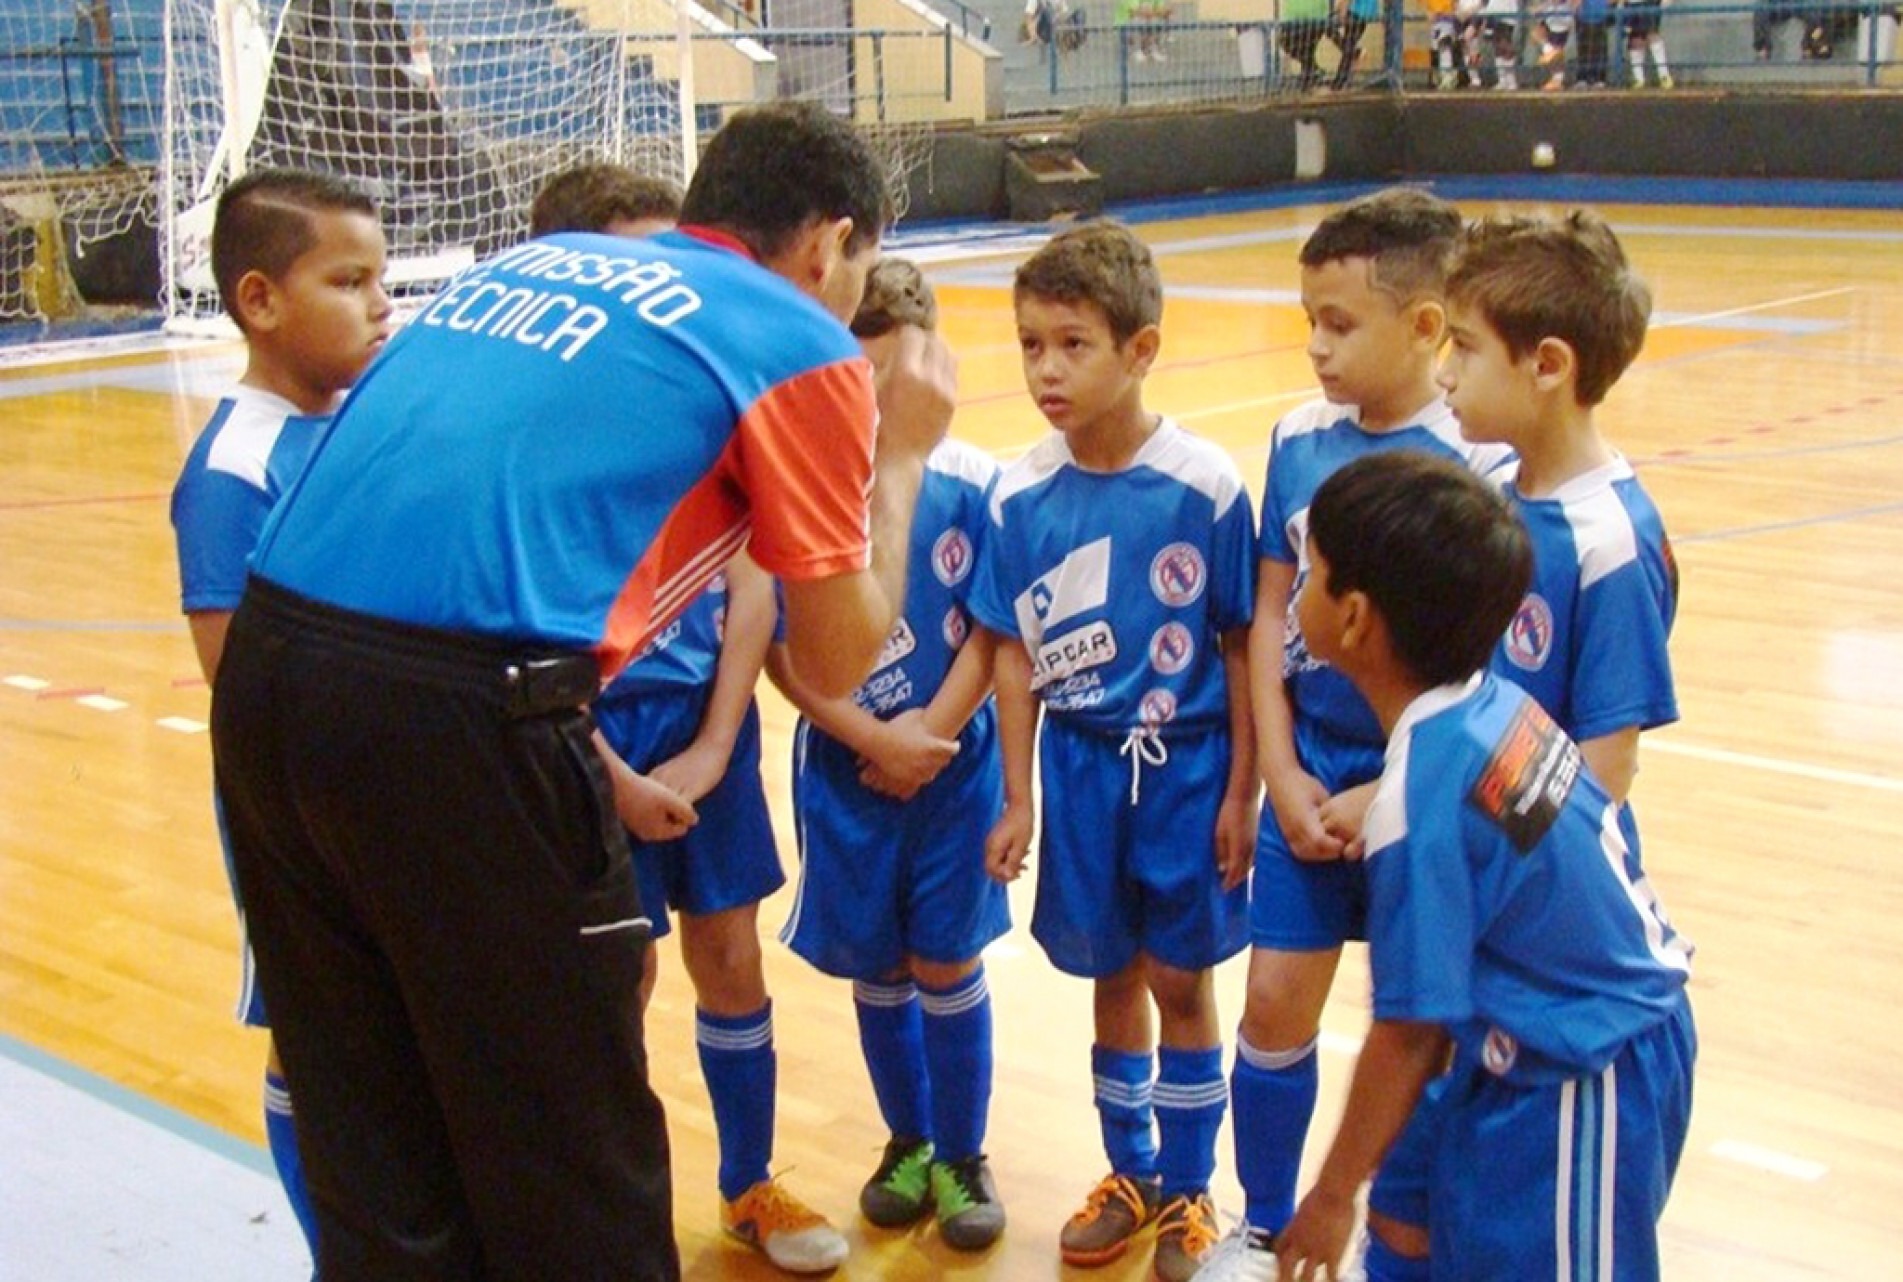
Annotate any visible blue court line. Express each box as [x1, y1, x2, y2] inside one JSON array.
[[0, 1030, 274, 1177], [1677, 499, 1903, 544]]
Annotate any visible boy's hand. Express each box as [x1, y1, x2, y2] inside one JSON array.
[[1274, 1183, 1358, 1281], [860, 708, 960, 797], [610, 767, 698, 843], [985, 801, 1034, 884], [1267, 769, 1347, 862], [1214, 788, 1259, 892], [649, 739, 731, 807], [1318, 780, 1379, 861]]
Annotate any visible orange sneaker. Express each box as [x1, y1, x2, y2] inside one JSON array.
[[1059, 1171, 1163, 1266], [722, 1179, 849, 1274], [1151, 1190, 1220, 1282]]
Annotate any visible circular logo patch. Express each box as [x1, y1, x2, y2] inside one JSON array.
[[1148, 622, 1195, 675], [942, 607, 969, 651], [932, 528, 974, 587], [1139, 688, 1178, 727], [1149, 543, 1206, 607], [1502, 593, 1554, 672]]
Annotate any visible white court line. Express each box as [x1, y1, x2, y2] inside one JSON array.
[[1710, 1140, 1829, 1182], [156, 716, 207, 734], [1647, 738, 1903, 796], [1652, 286, 1856, 329], [75, 694, 128, 712], [3, 674, 49, 691]]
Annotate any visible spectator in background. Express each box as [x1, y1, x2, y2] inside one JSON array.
[[1279, 0, 1332, 89]]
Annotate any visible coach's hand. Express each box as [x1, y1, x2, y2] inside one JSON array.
[[870, 324, 957, 462]]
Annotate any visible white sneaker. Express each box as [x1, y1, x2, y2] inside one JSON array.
[[1190, 1220, 1277, 1282]]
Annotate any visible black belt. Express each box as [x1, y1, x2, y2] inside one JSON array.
[[242, 576, 603, 720]]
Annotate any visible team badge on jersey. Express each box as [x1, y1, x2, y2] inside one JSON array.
[[1481, 1027, 1519, 1077], [1017, 537, 1112, 642], [1470, 700, 1581, 853], [933, 527, 974, 587], [1148, 622, 1194, 675], [942, 606, 969, 651], [1032, 621, 1117, 691], [1502, 593, 1554, 671], [1149, 542, 1206, 607], [1139, 688, 1178, 728]]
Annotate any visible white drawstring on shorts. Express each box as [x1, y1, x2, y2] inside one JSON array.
[[1118, 727, 1170, 805]]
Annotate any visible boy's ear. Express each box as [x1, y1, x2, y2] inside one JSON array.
[[1410, 298, 1447, 347], [230, 268, 279, 334], [782, 214, 855, 292], [1530, 335, 1577, 394], [1125, 322, 1161, 373]]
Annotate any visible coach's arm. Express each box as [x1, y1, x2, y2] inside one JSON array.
[[780, 325, 956, 697]]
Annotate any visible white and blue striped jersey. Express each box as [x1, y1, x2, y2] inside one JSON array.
[[969, 419, 1255, 737], [1364, 673, 1692, 1086], [171, 387, 330, 613], [1261, 397, 1514, 747], [846, 437, 998, 719], [1492, 458, 1678, 743], [602, 575, 727, 696]]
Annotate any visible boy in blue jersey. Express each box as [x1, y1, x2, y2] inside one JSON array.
[[169, 167, 393, 1274], [972, 221, 1258, 1282], [1439, 209, 1676, 821], [1199, 187, 1507, 1282], [1275, 449, 1695, 1282], [770, 257, 1012, 1254], [530, 169, 848, 1275]]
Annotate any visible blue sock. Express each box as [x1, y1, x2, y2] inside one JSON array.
[[1091, 1044, 1157, 1179], [1364, 1232, 1431, 1282], [1153, 1044, 1226, 1199], [263, 1069, 319, 1259], [853, 979, 932, 1142], [918, 966, 993, 1163], [1232, 1033, 1318, 1232], [696, 1004, 776, 1201]]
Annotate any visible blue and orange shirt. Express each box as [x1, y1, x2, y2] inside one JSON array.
[[249, 228, 877, 679]]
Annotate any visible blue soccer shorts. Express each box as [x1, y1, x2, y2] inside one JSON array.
[[781, 704, 1009, 979], [1249, 714, 1386, 950], [591, 685, 783, 938], [1031, 718, 1248, 978]]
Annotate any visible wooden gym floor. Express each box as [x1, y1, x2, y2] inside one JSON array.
[[2, 193, 1901, 1279]]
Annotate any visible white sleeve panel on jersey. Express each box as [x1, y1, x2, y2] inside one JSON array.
[[1564, 486, 1642, 592], [1148, 419, 1249, 519], [926, 436, 1003, 492], [987, 432, 1067, 526], [203, 396, 295, 493]]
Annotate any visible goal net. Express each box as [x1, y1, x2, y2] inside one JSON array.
[[157, 0, 954, 332]]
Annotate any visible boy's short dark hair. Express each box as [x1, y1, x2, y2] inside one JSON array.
[[1308, 451, 1531, 689], [679, 101, 893, 262], [1446, 210, 1652, 407], [1012, 220, 1162, 346], [529, 163, 683, 237], [212, 168, 376, 329], [850, 257, 937, 338], [1298, 187, 1463, 305]]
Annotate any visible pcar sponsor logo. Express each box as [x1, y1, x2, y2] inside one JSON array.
[[1139, 688, 1178, 727], [1150, 542, 1206, 607], [1469, 699, 1580, 853], [1017, 537, 1112, 641], [1031, 620, 1117, 691], [871, 618, 919, 674], [1503, 593, 1554, 672], [1148, 622, 1194, 675], [942, 607, 969, 650], [1482, 1027, 1519, 1076], [933, 527, 974, 587]]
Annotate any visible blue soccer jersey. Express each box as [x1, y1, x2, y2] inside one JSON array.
[[969, 420, 1255, 736], [850, 437, 998, 719], [172, 387, 330, 613], [248, 228, 877, 678], [602, 574, 727, 697], [1364, 673, 1692, 1085], [1492, 458, 1679, 743], [1261, 397, 1514, 747]]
